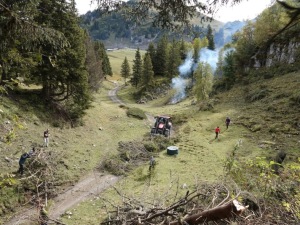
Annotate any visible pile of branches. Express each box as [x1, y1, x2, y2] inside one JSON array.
[[98, 141, 153, 176], [20, 148, 66, 204], [99, 183, 260, 225], [99, 180, 299, 225]]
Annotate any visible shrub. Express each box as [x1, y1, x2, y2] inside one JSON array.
[[143, 141, 159, 152], [126, 107, 146, 120]]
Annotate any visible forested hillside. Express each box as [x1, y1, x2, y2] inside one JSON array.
[[79, 0, 225, 49]]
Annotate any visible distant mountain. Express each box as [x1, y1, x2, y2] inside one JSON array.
[[79, 4, 246, 49], [214, 20, 246, 48]]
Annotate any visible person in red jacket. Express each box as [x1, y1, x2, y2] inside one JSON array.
[[215, 126, 220, 139]]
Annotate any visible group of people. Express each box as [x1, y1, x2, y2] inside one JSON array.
[[214, 117, 231, 139]]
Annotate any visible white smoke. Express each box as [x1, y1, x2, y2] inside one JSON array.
[[170, 48, 220, 103], [178, 52, 193, 77], [170, 52, 193, 103], [200, 48, 218, 72], [170, 77, 189, 104]]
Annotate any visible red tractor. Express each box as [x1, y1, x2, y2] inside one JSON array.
[[150, 116, 172, 137]]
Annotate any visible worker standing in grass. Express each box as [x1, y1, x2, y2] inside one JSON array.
[[149, 156, 156, 171], [43, 129, 49, 147], [225, 117, 231, 129], [215, 126, 220, 139]]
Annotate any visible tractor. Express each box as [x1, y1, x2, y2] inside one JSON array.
[[150, 116, 172, 137]]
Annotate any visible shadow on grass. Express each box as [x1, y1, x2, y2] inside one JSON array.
[[8, 87, 71, 127]]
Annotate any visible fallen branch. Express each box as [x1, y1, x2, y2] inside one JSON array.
[[169, 200, 248, 225]]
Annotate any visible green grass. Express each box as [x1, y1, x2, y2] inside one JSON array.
[[107, 48, 146, 78], [1, 50, 299, 224]]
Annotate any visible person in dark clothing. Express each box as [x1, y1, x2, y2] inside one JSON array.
[[215, 126, 220, 139], [18, 148, 35, 176], [18, 153, 31, 175], [225, 117, 231, 129]]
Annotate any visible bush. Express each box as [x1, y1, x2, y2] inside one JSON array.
[[126, 107, 146, 120], [143, 141, 159, 152]]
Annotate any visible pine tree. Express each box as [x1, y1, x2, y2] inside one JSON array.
[[142, 53, 154, 89], [179, 39, 187, 60], [147, 42, 156, 75], [206, 24, 215, 50], [215, 49, 224, 78], [131, 48, 143, 88], [223, 50, 236, 90], [94, 41, 113, 77], [121, 57, 131, 85], [167, 39, 181, 79], [34, 0, 91, 120], [154, 35, 169, 77], [85, 34, 103, 92]]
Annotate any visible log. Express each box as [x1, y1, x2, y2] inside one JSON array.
[[169, 200, 248, 225]]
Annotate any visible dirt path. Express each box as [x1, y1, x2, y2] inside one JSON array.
[[5, 173, 119, 225], [108, 81, 125, 105]]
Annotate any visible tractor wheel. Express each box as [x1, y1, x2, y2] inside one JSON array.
[[151, 128, 156, 134]]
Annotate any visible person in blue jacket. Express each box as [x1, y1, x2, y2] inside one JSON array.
[[18, 148, 35, 175]]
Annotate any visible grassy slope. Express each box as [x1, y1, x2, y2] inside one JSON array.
[[1, 48, 299, 223], [62, 71, 300, 224]]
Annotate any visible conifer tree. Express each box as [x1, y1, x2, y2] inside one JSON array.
[[94, 41, 113, 77], [206, 24, 215, 50], [147, 42, 156, 74], [179, 39, 187, 60], [85, 34, 103, 92], [142, 53, 154, 89], [154, 35, 169, 77], [215, 49, 224, 78], [167, 39, 181, 79], [121, 57, 131, 85], [34, 0, 91, 120], [223, 50, 236, 90], [131, 48, 143, 88]]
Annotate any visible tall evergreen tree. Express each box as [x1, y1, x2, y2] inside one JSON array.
[[147, 42, 156, 75], [85, 34, 103, 92], [94, 41, 113, 77], [154, 35, 169, 77], [167, 39, 181, 79], [206, 24, 215, 50], [34, 0, 91, 120], [142, 53, 154, 89], [215, 49, 224, 78], [223, 50, 236, 90], [120, 57, 131, 85], [131, 48, 143, 88], [179, 39, 187, 60]]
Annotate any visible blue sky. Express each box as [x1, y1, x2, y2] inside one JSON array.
[[75, 0, 274, 23]]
